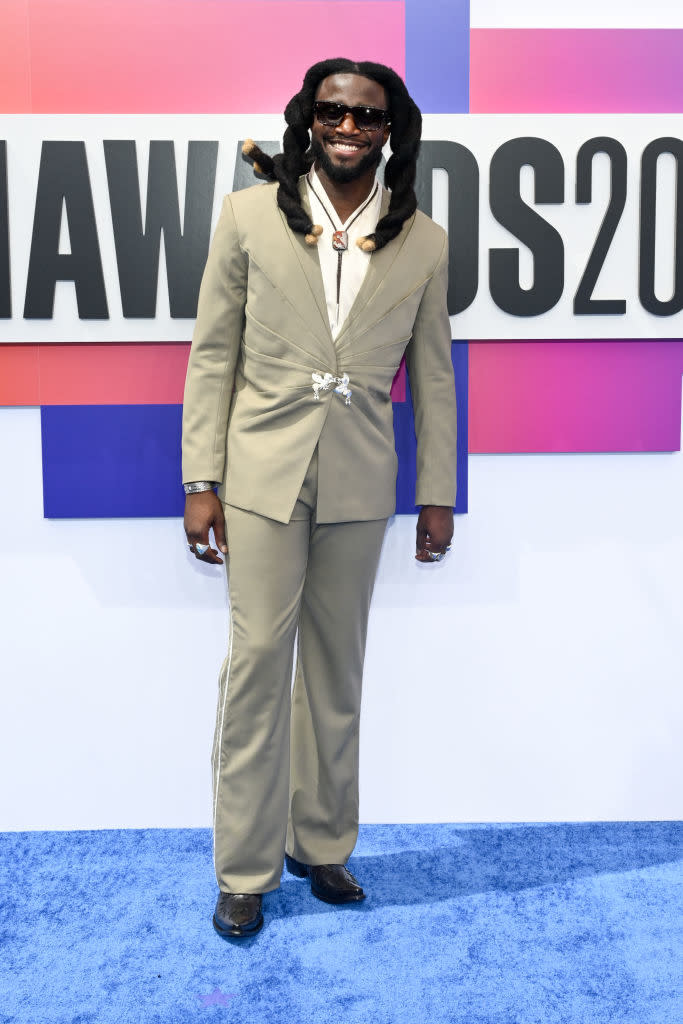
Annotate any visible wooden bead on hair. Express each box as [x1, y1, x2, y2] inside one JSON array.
[[304, 224, 323, 245], [241, 138, 275, 179]]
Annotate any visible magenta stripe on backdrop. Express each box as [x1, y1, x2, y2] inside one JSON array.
[[469, 341, 683, 454], [469, 27, 683, 453], [470, 29, 683, 113]]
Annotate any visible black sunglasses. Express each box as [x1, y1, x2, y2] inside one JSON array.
[[312, 101, 389, 133]]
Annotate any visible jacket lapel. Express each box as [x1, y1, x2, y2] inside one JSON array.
[[277, 184, 333, 354]]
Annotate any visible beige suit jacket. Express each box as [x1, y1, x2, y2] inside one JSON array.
[[182, 179, 457, 523]]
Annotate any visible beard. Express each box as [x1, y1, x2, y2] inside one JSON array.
[[310, 135, 383, 184]]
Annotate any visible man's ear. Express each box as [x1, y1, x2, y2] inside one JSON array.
[[382, 125, 391, 146]]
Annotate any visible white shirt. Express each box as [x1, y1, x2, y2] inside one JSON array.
[[305, 168, 383, 340]]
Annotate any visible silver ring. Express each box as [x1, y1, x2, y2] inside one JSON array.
[[427, 544, 451, 562], [194, 543, 209, 556]]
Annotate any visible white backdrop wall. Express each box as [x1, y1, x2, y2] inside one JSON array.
[[1, 394, 681, 830], [2, 0, 683, 830], [470, 0, 683, 28], [5, 113, 683, 341]]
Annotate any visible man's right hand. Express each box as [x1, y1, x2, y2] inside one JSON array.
[[184, 491, 228, 564]]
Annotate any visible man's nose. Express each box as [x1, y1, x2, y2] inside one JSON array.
[[337, 111, 361, 134]]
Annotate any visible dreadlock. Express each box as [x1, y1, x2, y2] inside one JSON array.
[[242, 58, 422, 252]]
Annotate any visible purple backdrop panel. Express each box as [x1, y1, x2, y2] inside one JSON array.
[[41, 405, 184, 518], [395, 342, 468, 513], [405, 0, 469, 112]]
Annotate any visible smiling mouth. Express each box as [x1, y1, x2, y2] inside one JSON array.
[[327, 139, 367, 154]]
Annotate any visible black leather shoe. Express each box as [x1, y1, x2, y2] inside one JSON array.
[[285, 853, 366, 904], [213, 892, 264, 938]]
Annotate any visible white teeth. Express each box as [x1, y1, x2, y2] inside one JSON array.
[[330, 142, 362, 152]]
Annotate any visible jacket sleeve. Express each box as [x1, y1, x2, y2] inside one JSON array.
[[181, 194, 248, 485], [404, 231, 458, 508]]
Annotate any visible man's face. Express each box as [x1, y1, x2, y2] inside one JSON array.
[[310, 73, 390, 184]]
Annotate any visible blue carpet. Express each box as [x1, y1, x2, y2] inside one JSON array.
[[1, 823, 681, 1023]]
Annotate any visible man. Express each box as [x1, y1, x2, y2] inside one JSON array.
[[182, 58, 457, 939]]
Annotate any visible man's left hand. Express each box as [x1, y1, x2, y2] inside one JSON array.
[[415, 505, 453, 563]]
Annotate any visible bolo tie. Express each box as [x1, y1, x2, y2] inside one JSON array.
[[307, 174, 379, 326]]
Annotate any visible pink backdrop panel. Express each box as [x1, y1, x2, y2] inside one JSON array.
[[0, 344, 191, 405], [0, 0, 30, 110], [470, 29, 683, 113], [20, 0, 404, 113], [469, 341, 683, 453], [0, 345, 40, 405], [37, 343, 190, 405], [0, 344, 409, 407]]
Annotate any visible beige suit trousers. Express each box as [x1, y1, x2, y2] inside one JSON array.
[[211, 449, 388, 894]]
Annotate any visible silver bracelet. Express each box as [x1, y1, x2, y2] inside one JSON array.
[[183, 481, 217, 494]]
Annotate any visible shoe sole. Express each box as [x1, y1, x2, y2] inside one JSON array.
[[212, 911, 264, 938], [310, 885, 366, 905]]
